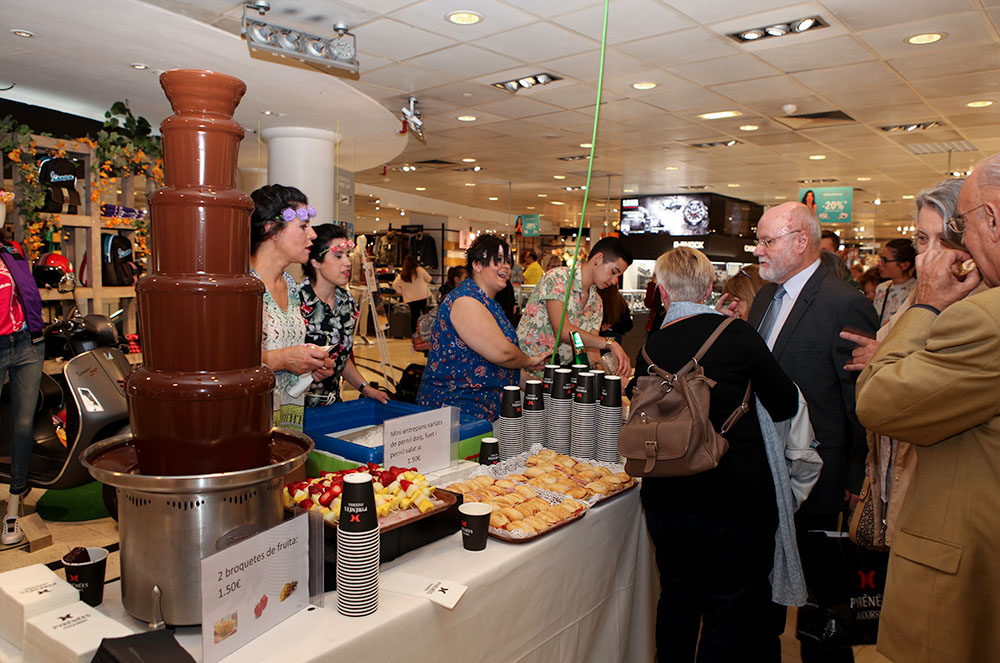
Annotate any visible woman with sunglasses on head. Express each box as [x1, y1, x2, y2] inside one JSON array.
[[872, 238, 918, 326], [300, 224, 390, 407], [250, 184, 335, 431]]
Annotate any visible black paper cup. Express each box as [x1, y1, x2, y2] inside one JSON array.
[[542, 365, 558, 395], [339, 473, 378, 532], [524, 380, 544, 411], [570, 363, 588, 387], [459, 502, 492, 551], [62, 547, 109, 607], [574, 372, 596, 404], [500, 385, 522, 418], [479, 437, 500, 465], [590, 370, 605, 400], [601, 375, 622, 407], [551, 368, 573, 400]]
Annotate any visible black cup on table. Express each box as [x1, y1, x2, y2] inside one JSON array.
[[524, 380, 544, 411], [500, 385, 522, 418], [458, 503, 492, 551], [479, 437, 501, 465], [551, 368, 573, 400], [62, 546, 109, 607], [542, 365, 558, 395], [575, 372, 596, 404], [339, 473, 378, 532], [601, 375, 622, 407]]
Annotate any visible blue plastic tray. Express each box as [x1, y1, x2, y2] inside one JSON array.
[[304, 399, 492, 465]]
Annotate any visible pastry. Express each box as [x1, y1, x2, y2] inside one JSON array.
[[523, 467, 546, 478], [508, 520, 536, 535], [514, 503, 536, 518], [513, 485, 538, 498], [594, 466, 612, 477], [471, 475, 494, 488], [490, 511, 510, 528], [522, 516, 548, 531], [585, 480, 612, 495], [495, 479, 516, 489], [566, 487, 590, 500], [507, 474, 528, 482]]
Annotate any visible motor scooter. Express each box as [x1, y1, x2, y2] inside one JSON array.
[[0, 274, 131, 499]]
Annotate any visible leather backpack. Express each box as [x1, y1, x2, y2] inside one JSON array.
[[619, 316, 750, 477]]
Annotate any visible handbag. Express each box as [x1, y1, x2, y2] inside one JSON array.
[[848, 474, 889, 551], [618, 316, 750, 477]]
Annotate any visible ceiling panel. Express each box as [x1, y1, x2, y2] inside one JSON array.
[[473, 22, 599, 62], [418, 80, 513, 106], [856, 13, 992, 59], [500, 0, 604, 19], [890, 44, 1000, 81], [617, 27, 739, 67], [361, 63, 459, 92], [849, 103, 940, 124], [388, 0, 537, 40], [822, 84, 924, 110], [541, 49, 650, 83], [792, 60, 901, 91], [638, 86, 737, 113], [711, 75, 814, 104], [911, 71, 1000, 99], [670, 54, 781, 86], [549, 0, 693, 44], [472, 96, 564, 119], [407, 44, 524, 78], [664, 0, 807, 25], [823, 0, 975, 32], [521, 82, 623, 110], [754, 35, 877, 72]]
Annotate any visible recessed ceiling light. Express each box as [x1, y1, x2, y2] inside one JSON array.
[[774, 195, 787, 200], [446, 11, 483, 25], [902, 194, 914, 199], [526, 206, 535, 210], [857, 176, 872, 181], [461, 157, 477, 163], [457, 115, 477, 122], [632, 81, 657, 90], [489, 196, 499, 201], [579, 142, 593, 148], [623, 188, 635, 193], [728, 183, 740, 187], [465, 183, 476, 187], [740, 29, 764, 40], [415, 187, 426, 191], [809, 154, 826, 160], [553, 175, 566, 180], [10, 29, 34, 38], [664, 166, 679, 171], [537, 193, 548, 198], [907, 33, 943, 45], [792, 17, 816, 32], [698, 110, 743, 120], [551, 201, 566, 205], [739, 124, 759, 131], [261, 110, 274, 115], [966, 100, 994, 108], [131, 63, 149, 70], [766, 23, 789, 37]]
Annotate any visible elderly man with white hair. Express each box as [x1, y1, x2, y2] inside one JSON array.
[[746, 201, 877, 663], [856, 156, 1000, 663]]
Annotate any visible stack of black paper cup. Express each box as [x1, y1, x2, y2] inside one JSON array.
[[498, 385, 524, 460], [337, 473, 380, 617], [597, 375, 624, 463], [542, 364, 558, 411], [571, 372, 597, 459], [547, 368, 573, 453], [523, 380, 546, 448]]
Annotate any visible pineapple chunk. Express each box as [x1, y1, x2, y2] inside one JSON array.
[[414, 495, 434, 514], [323, 510, 338, 525], [399, 496, 412, 510]]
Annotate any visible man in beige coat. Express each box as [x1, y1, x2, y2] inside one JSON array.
[[856, 156, 1000, 662]]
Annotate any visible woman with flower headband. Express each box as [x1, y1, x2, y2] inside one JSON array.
[[300, 224, 390, 407], [250, 184, 335, 430]]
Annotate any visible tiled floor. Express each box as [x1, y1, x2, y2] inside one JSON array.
[[1, 329, 886, 661]]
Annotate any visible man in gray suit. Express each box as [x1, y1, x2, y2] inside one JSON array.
[[747, 202, 877, 662]]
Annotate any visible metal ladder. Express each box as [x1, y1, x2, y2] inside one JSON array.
[[358, 259, 395, 389]]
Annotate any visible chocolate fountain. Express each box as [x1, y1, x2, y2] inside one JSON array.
[[83, 69, 312, 626]]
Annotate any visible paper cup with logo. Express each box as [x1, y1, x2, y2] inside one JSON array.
[[478, 437, 500, 465], [500, 385, 522, 418], [458, 502, 492, 551], [339, 473, 378, 532], [62, 547, 110, 607]]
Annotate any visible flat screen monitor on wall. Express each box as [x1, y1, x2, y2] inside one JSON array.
[[620, 194, 711, 236]]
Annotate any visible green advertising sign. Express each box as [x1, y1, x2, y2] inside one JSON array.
[[799, 186, 853, 224], [518, 214, 541, 237]]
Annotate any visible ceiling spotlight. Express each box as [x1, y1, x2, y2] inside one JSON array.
[[632, 81, 657, 90], [809, 154, 826, 160], [518, 77, 536, 88], [902, 194, 914, 199], [907, 33, 943, 45], [664, 166, 679, 171], [465, 183, 476, 187], [857, 176, 871, 181], [537, 193, 548, 198], [242, 7, 358, 74], [766, 24, 789, 36], [261, 110, 274, 115], [10, 29, 35, 38], [966, 100, 994, 108], [740, 29, 765, 40], [792, 17, 816, 32], [131, 63, 149, 70], [725, 140, 738, 147], [457, 115, 477, 122], [502, 80, 520, 92], [461, 158, 477, 162], [739, 124, 759, 131], [727, 183, 740, 187], [580, 142, 593, 148], [551, 201, 566, 206], [553, 175, 566, 179], [698, 110, 742, 120], [489, 196, 499, 201], [415, 187, 426, 191], [493, 72, 561, 93], [446, 11, 483, 25], [536, 74, 552, 85], [873, 198, 881, 206], [472, 166, 482, 172]]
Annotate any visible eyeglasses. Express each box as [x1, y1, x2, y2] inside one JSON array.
[[947, 203, 987, 235], [878, 255, 898, 265], [754, 229, 801, 249]]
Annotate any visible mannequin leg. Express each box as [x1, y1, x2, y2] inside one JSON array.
[[1, 332, 44, 545]]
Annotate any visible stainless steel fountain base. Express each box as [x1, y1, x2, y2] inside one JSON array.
[[82, 431, 312, 626]]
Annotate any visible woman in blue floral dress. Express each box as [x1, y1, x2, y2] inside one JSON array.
[[300, 224, 389, 407], [417, 235, 548, 421]]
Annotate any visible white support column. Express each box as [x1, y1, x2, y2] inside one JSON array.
[[260, 127, 340, 224]]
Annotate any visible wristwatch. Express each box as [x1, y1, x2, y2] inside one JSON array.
[[604, 337, 614, 352]]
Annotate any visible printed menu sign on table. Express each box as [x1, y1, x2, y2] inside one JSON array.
[[201, 514, 309, 663], [383, 406, 453, 473]]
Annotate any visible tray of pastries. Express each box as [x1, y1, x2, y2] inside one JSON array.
[[517, 448, 637, 504], [443, 476, 588, 542]]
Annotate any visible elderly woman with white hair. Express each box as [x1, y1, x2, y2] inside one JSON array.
[[631, 246, 798, 661]]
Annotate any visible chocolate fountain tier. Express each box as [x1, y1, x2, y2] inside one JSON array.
[[83, 431, 313, 626]]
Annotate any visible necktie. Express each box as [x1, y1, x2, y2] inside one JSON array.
[[757, 284, 786, 345]]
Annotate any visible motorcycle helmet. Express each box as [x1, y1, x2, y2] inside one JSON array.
[[33, 252, 74, 289]]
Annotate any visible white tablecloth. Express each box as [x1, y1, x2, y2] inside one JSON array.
[[35, 487, 657, 663]]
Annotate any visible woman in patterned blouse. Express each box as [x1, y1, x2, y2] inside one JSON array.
[[417, 235, 549, 421], [250, 184, 335, 430], [301, 224, 389, 407]]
